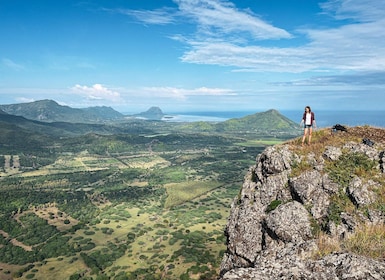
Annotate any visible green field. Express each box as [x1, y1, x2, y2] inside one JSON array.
[[0, 129, 293, 280]]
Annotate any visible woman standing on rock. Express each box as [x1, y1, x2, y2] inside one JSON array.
[[300, 106, 316, 146]]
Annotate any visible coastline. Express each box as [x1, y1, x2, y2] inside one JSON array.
[[165, 110, 385, 128]]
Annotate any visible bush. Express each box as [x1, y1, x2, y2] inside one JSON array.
[[266, 200, 282, 213], [326, 152, 375, 188]]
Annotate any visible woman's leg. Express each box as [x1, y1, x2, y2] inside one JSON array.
[[308, 127, 313, 144], [302, 127, 308, 145]]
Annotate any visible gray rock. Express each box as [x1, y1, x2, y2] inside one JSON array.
[[322, 173, 340, 194], [347, 176, 376, 207], [289, 170, 330, 219], [264, 201, 313, 243], [343, 142, 380, 161], [219, 137, 385, 280], [323, 146, 342, 161], [220, 253, 385, 280]]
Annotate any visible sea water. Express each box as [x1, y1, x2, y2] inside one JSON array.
[[166, 110, 385, 128], [282, 110, 385, 128]]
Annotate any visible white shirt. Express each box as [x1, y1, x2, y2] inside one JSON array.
[[305, 113, 312, 125]]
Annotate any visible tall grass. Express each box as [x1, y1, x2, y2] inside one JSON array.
[[314, 232, 341, 259], [343, 223, 385, 260], [314, 223, 385, 261]]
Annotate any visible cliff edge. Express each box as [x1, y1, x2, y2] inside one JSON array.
[[219, 126, 385, 280]]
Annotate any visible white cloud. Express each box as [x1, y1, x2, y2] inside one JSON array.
[[71, 84, 121, 101], [179, 0, 385, 74], [277, 71, 385, 87], [115, 8, 176, 25], [320, 0, 384, 21], [121, 0, 385, 75], [174, 0, 291, 40], [123, 0, 290, 40]]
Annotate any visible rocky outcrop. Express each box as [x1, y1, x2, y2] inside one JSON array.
[[219, 128, 385, 280]]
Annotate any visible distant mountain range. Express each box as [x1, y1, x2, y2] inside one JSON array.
[[0, 100, 168, 122], [0, 100, 301, 152], [0, 99, 124, 123]]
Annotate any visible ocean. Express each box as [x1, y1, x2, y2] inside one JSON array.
[[165, 110, 385, 128]]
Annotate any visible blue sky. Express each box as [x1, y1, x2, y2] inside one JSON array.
[[1, 0, 384, 113]]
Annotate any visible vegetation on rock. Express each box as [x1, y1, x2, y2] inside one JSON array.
[[220, 126, 385, 280]]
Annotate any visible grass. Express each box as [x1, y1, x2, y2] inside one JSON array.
[[289, 126, 385, 261], [290, 158, 313, 178], [235, 139, 284, 147], [314, 214, 385, 261], [288, 128, 362, 157], [314, 232, 341, 259], [33, 257, 87, 280], [343, 223, 385, 260], [164, 181, 222, 208]]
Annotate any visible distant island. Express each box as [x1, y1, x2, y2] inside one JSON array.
[[131, 106, 165, 120]]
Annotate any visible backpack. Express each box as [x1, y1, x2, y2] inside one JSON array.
[[332, 124, 347, 132]]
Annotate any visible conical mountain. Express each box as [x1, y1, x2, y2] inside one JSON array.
[[133, 106, 165, 120], [215, 109, 299, 133]]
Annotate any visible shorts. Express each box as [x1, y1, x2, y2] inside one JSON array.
[[304, 124, 312, 128]]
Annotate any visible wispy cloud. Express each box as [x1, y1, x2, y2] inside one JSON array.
[[320, 0, 384, 21], [181, 0, 385, 73], [2, 58, 25, 71], [121, 0, 385, 75], [122, 0, 290, 39], [71, 84, 121, 101], [277, 71, 385, 87], [180, 42, 315, 72], [174, 0, 291, 40], [140, 86, 236, 99], [114, 8, 176, 25]]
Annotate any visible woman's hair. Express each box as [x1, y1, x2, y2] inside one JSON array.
[[305, 106, 311, 112]]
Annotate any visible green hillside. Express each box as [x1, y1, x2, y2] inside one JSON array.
[[175, 109, 301, 139], [0, 99, 124, 123], [216, 109, 298, 132]]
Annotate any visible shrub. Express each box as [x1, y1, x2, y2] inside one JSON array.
[[326, 152, 376, 188], [266, 200, 282, 213]]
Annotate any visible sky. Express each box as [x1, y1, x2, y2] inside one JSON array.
[[1, 0, 385, 114]]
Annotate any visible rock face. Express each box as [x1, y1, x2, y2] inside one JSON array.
[[219, 128, 385, 280]]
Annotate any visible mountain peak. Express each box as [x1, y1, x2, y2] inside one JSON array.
[[216, 109, 299, 135], [219, 126, 385, 279], [134, 106, 164, 120]]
